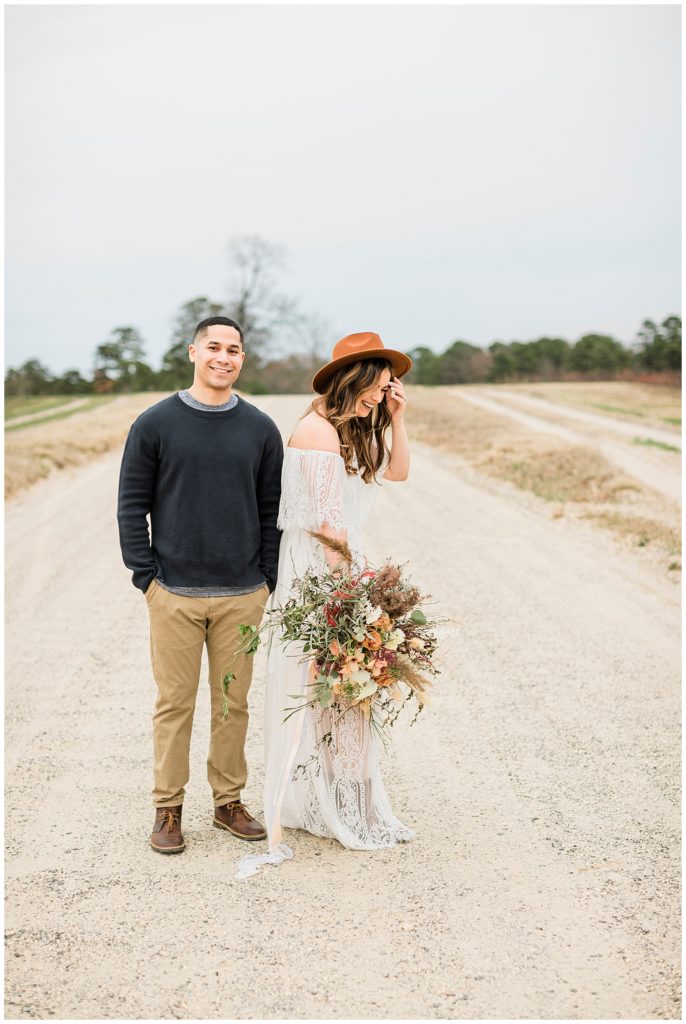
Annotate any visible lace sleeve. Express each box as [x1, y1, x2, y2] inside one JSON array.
[[277, 450, 346, 532]]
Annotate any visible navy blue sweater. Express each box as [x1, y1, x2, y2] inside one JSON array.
[[117, 394, 283, 594]]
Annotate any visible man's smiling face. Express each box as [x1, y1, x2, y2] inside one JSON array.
[[189, 324, 245, 396]]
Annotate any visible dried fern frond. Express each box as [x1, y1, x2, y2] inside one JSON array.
[[308, 530, 353, 565]]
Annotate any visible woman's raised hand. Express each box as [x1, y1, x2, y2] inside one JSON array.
[[385, 376, 407, 420]]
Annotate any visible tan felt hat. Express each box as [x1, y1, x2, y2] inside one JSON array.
[[312, 332, 413, 394]]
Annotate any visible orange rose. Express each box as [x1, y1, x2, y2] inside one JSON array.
[[362, 628, 383, 651], [373, 612, 392, 632]]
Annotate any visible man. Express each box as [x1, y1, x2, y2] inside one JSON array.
[[117, 316, 283, 854]]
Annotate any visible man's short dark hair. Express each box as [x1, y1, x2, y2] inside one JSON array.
[[193, 316, 244, 346]]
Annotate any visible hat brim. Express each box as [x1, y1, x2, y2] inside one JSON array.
[[312, 349, 413, 394]]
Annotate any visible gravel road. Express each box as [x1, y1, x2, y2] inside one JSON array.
[[5, 394, 681, 1019]]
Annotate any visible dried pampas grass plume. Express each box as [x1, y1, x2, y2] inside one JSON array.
[[395, 655, 433, 697]]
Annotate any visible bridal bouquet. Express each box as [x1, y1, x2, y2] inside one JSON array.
[[230, 532, 441, 751]]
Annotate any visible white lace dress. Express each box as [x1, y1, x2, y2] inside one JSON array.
[[237, 448, 414, 878]]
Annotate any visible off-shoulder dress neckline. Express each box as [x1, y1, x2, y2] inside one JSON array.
[[285, 446, 343, 461]]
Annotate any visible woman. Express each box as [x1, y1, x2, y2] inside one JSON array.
[[238, 331, 413, 878]]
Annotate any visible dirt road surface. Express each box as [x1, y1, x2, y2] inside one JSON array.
[[5, 394, 680, 1019]]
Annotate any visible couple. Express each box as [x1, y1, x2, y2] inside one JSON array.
[[117, 316, 414, 869]]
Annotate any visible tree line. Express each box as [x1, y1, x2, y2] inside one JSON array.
[[5, 235, 681, 396], [407, 316, 681, 386], [6, 237, 331, 398]]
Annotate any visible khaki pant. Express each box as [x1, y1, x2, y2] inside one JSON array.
[[145, 580, 269, 808]]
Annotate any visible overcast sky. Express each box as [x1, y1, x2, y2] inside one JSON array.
[[5, 3, 681, 375]]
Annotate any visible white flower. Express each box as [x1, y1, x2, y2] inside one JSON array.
[[409, 637, 425, 650], [354, 677, 378, 700], [349, 668, 372, 685], [365, 602, 383, 625], [383, 628, 406, 651]]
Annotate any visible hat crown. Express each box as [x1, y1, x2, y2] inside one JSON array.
[[311, 330, 412, 393], [332, 332, 385, 360]]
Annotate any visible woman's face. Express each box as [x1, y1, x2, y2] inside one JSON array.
[[354, 367, 393, 418]]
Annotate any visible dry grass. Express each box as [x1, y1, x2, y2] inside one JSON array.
[[509, 381, 681, 430], [489, 447, 641, 504], [5, 392, 169, 499], [5, 395, 90, 421], [405, 385, 680, 562], [583, 512, 681, 562], [405, 387, 523, 459], [405, 386, 638, 503], [5, 396, 118, 432]]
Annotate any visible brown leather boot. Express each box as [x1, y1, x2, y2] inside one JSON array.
[[213, 801, 267, 841], [150, 805, 185, 854]]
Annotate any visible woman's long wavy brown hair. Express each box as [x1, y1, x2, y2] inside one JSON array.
[[304, 358, 394, 483]]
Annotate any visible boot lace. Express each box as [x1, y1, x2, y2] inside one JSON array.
[[228, 801, 254, 821], [159, 809, 181, 833]]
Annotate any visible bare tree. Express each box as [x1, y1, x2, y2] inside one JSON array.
[[255, 312, 334, 393], [225, 235, 309, 364], [296, 310, 333, 370]]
